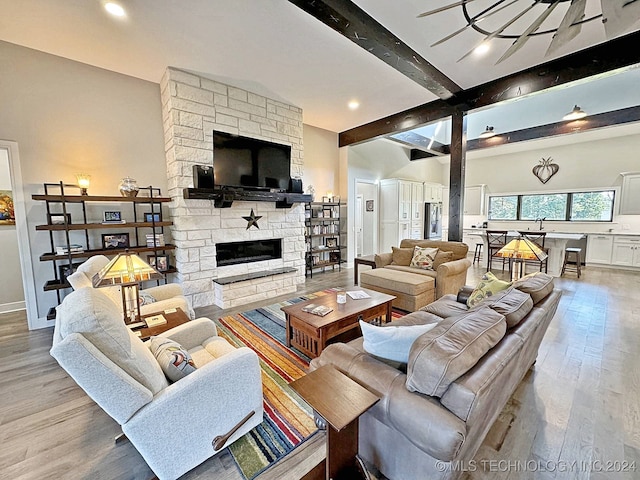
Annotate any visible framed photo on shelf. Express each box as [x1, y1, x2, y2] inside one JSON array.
[[48, 213, 71, 225], [144, 212, 161, 222], [147, 254, 169, 272], [102, 233, 130, 249], [323, 208, 333, 218], [102, 211, 123, 223], [58, 262, 82, 283], [325, 237, 338, 248], [329, 252, 340, 263]]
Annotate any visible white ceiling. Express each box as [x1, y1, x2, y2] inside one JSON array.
[[0, 0, 639, 133]]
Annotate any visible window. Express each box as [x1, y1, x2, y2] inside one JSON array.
[[487, 190, 615, 222], [520, 193, 568, 221], [488, 196, 518, 220], [570, 191, 615, 221]]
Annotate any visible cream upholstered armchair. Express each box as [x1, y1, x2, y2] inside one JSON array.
[[50, 287, 263, 480], [67, 255, 195, 319]]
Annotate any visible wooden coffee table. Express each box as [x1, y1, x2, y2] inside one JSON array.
[[281, 288, 395, 358], [134, 308, 190, 340]]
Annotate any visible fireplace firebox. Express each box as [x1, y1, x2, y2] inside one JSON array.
[[216, 239, 282, 267]]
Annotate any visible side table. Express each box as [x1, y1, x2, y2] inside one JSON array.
[[354, 255, 376, 285], [290, 365, 379, 480], [135, 308, 190, 340]]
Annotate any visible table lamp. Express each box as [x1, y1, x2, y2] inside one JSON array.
[[92, 250, 164, 324], [495, 237, 548, 282]]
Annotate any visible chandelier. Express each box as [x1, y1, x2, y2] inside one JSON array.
[[418, 0, 640, 64]]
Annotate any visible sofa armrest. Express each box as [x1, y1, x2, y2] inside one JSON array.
[[374, 252, 393, 268], [159, 317, 218, 350], [144, 283, 184, 301], [435, 258, 472, 299]]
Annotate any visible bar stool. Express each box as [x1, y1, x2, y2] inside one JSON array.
[[562, 247, 582, 278], [473, 243, 483, 265]]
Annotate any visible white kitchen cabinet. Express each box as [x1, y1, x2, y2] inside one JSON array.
[[619, 173, 640, 215], [611, 236, 640, 267], [424, 182, 443, 203], [586, 234, 614, 264], [464, 185, 487, 215], [380, 178, 424, 246]]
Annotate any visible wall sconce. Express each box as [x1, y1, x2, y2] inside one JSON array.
[[562, 105, 587, 121], [76, 174, 91, 195]]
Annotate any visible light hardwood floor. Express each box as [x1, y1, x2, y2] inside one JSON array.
[[1, 263, 639, 479]]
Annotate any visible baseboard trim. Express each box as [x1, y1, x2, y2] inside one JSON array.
[[0, 301, 26, 314]]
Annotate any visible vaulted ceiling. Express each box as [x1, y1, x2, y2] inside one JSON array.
[[1, 0, 639, 141]]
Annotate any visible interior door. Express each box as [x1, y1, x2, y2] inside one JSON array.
[[355, 195, 363, 256]]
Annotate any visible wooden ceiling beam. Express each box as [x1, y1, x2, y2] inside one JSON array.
[[287, 0, 461, 100]]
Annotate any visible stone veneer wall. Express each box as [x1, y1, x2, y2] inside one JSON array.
[[160, 67, 306, 308]]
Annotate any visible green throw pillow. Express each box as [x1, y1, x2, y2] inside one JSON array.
[[467, 272, 512, 308]]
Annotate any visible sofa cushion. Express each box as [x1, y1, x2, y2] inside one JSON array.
[[406, 307, 507, 397], [409, 246, 439, 270], [473, 287, 533, 328], [467, 272, 511, 308], [420, 294, 469, 318], [56, 288, 168, 394], [433, 250, 454, 270], [359, 320, 437, 363], [391, 246, 414, 266], [361, 268, 435, 295], [149, 336, 197, 382], [399, 239, 468, 261], [383, 265, 437, 279], [513, 272, 554, 304]]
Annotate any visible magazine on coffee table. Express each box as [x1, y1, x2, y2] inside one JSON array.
[[346, 290, 371, 300], [301, 304, 333, 316]]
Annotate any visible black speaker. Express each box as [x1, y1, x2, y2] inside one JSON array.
[[288, 177, 303, 193], [193, 165, 214, 190]]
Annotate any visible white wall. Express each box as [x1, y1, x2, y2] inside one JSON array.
[[0, 149, 25, 311], [302, 124, 340, 199], [0, 40, 167, 327]]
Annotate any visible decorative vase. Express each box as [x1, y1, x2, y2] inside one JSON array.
[[119, 177, 139, 197]]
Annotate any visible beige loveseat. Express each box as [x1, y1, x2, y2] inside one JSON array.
[[360, 239, 472, 311], [311, 273, 560, 480]]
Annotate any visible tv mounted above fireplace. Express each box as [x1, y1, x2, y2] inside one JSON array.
[[213, 130, 291, 192]]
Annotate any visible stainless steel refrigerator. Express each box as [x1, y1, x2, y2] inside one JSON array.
[[424, 203, 442, 240]]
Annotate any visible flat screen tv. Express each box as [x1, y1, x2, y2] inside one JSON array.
[[213, 131, 291, 191]]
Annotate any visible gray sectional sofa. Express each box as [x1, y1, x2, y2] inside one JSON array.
[[310, 273, 560, 480]]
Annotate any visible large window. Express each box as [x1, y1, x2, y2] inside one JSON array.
[[488, 190, 615, 222]]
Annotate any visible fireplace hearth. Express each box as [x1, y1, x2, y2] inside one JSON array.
[[216, 239, 282, 267]]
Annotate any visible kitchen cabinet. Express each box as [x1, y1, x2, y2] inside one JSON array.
[[380, 179, 424, 248], [619, 173, 640, 215], [611, 236, 640, 267], [586, 234, 614, 264], [424, 182, 443, 203]]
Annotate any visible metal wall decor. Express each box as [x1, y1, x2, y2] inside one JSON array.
[[242, 209, 262, 229], [532, 157, 559, 184]]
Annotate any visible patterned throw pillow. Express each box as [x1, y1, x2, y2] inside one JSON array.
[[139, 291, 157, 306], [466, 272, 512, 308], [409, 246, 440, 270], [149, 336, 197, 382]]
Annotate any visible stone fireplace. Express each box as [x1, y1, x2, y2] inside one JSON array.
[[160, 67, 306, 309]]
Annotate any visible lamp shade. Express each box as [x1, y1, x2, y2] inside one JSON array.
[[494, 237, 548, 261], [93, 251, 164, 287], [563, 105, 587, 121]]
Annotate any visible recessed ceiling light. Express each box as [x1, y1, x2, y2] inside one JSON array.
[[348, 100, 360, 110], [105, 2, 126, 17], [474, 42, 490, 56]]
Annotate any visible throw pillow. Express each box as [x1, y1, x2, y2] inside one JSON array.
[[409, 246, 440, 270], [139, 291, 157, 306], [391, 246, 414, 266], [471, 287, 533, 328], [149, 336, 197, 382], [359, 320, 437, 363], [513, 272, 554, 304], [467, 272, 511, 308], [432, 250, 454, 270]]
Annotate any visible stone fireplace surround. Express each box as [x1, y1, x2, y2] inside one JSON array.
[[161, 67, 306, 309]]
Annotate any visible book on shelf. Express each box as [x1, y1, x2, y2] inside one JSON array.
[[146, 233, 165, 247], [301, 304, 333, 316], [55, 244, 84, 255]]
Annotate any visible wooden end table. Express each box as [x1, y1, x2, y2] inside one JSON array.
[[134, 308, 190, 340], [281, 288, 395, 358], [353, 255, 376, 285], [290, 365, 379, 480]]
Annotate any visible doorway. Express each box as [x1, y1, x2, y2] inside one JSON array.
[[355, 180, 378, 256], [0, 141, 38, 328]]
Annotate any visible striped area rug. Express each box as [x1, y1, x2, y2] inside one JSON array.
[[214, 288, 404, 479]]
